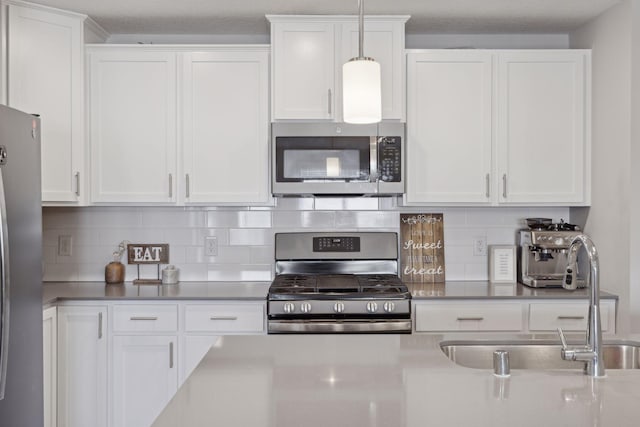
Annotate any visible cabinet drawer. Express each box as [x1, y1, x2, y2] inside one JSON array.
[[528, 302, 611, 332], [414, 303, 523, 332], [112, 304, 178, 332], [184, 303, 265, 333]]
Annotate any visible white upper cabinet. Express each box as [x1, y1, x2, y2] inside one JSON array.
[[405, 51, 493, 204], [88, 49, 178, 203], [181, 50, 270, 204], [5, 2, 107, 204], [497, 50, 590, 205], [86, 46, 270, 205], [271, 21, 336, 120], [405, 49, 591, 206], [268, 15, 408, 122]]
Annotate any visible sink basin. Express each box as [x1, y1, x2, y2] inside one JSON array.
[[440, 340, 640, 370]]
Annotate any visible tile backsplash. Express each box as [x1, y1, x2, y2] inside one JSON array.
[[42, 199, 569, 282]]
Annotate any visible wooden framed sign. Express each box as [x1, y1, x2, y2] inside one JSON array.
[[127, 244, 169, 264], [127, 244, 170, 285], [400, 214, 445, 283]]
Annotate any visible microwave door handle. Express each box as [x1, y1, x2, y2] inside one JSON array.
[[0, 167, 9, 400], [369, 137, 378, 182]]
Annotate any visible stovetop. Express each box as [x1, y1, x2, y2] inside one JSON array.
[[269, 274, 410, 300]]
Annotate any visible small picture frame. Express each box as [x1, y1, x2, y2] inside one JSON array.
[[489, 245, 517, 283]]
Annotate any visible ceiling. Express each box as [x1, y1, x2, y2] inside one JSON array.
[[25, 0, 621, 35]]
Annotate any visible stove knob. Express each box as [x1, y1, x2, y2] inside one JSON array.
[[283, 302, 295, 313], [333, 302, 345, 313], [366, 301, 378, 313], [383, 301, 396, 313], [300, 302, 312, 313]]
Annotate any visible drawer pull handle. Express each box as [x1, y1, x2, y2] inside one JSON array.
[[169, 342, 174, 369], [210, 316, 238, 321], [130, 316, 159, 321], [98, 312, 103, 339], [456, 317, 484, 321], [557, 316, 585, 320]]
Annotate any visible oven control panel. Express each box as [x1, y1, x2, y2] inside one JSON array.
[[313, 236, 360, 252]]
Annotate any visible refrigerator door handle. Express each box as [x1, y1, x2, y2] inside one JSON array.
[[0, 166, 10, 400]]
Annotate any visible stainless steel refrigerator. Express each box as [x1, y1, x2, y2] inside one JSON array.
[[0, 104, 43, 426]]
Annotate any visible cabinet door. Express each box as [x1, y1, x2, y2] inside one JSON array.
[[182, 51, 270, 204], [88, 50, 177, 203], [43, 307, 57, 427], [57, 306, 107, 427], [111, 335, 178, 427], [341, 20, 405, 120], [405, 51, 493, 204], [272, 22, 335, 120], [7, 4, 84, 203], [497, 50, 590, 204]]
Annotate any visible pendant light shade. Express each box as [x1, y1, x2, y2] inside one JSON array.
[[343, 59, 381, 124], [342, 0, 382, 124]]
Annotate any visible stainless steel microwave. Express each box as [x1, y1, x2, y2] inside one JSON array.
[[272, 122, 405, 196]]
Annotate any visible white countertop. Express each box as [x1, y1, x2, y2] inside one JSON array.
[[152, 334, 640, 427]]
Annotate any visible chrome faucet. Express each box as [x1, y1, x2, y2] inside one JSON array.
[[557, 234, 605, 377]]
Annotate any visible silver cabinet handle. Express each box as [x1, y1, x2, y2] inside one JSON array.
[[456, 317, 484, 321], [75, 172, 80, 197], [185, 174, 190, 198], [129, 316, 158, 321], [169, 342, 174, 369], [168, 174, 173, 198], [502, 174, 507, 198], [485, 173, 490, 198], [209, 316, 238, 321], [557, 316, 585, 320], [98, 312, 103, 339], [328, 89, 332, 115]]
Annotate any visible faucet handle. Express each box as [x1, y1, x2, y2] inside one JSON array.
[[557, 327, 568, 349]]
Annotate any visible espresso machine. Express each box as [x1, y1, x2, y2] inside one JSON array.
[[517, 218, 586, 288]]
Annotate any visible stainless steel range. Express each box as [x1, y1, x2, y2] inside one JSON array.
[[268, 232, 411, 334]]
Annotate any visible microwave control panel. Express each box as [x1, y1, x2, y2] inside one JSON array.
[[377, 137, 401, 182]]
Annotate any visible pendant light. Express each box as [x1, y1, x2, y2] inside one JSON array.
[[342, 0, 382, 124]]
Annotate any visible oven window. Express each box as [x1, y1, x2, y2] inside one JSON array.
[[276, 137, 370, 182]]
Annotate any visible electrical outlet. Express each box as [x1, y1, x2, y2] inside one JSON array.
[[473, 236, 487, 256], [58, 235, 72, 256], [205, 236, 218, 256]]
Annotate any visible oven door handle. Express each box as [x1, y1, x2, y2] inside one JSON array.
[[369, 136, 379, 182]]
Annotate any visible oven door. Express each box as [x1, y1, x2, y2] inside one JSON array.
[[273, 135, 378, 195], [268, 318, 412, 334]]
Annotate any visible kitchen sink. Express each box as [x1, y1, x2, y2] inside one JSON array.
[[440, 340, 640, 370]]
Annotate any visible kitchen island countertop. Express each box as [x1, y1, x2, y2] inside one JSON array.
[[151, 333, 640, 427]]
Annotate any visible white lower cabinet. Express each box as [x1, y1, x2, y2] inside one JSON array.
[[413, 299, 617, 333], [111, 335, 178, 427], [55, 300, 265, 427], [57, 305, 107, 427], [43, 307, 57, 427]]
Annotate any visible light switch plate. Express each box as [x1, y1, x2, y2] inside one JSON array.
[[58, 235, 72, 256]]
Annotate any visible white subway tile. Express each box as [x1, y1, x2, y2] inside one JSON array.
[[43, 264, 78, 282], [77, 264, 106, 282], [250, 246, 274, 264], [97, 228, 164, 247], [207, 265, 272, 281], [444, 263, 466, 281], [142, 209, 206, 228], [335, 211, 398, 228], [274, 197, 315, 210], [163, 228, 229, 246], [177, 264, 209, 281], [465, 263, 489, 281], [272, 211, 335, 228], [185, 246, 250, 264], [314, 197, 379, 211], [229, 229, 272, 246], [207, 211, 271, 228]]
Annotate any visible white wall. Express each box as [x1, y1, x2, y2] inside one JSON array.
[[570, 0, 633, 332], [42, 202, 568, 283], [406, 33, 569, 49]]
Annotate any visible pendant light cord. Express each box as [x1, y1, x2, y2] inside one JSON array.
[[358, 0, 364, 59]]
